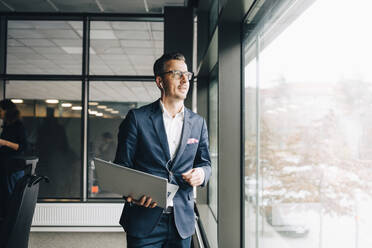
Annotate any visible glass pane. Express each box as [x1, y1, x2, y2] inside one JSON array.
[[243, 41, 259, 248], [208, 65, 218, 219], [209, 0, 218, 37], [6, 81, 82, 199], [244, 0, 372, 247], [89, 21, 163, 76], [7, 21, 83, 74], [88, 81, 160, 198]]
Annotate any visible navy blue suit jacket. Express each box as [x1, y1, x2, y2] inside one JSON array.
[[114, 99, 211, 239]]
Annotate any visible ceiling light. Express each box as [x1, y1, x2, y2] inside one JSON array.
[[97, 105, 107, 109], [96, 112, 103, 117], [89, 110, 97, 115], [61, 103, 72, 107], [89, 102, 99, 106], [105, 108, 113, 111], [111, 110, 119, 114], [46, 99, 59, 104], [72, 106, 82, 110], [11, 99, 23, 104]]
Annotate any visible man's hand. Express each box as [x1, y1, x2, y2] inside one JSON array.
[[126, 195, 157, 208], [182, 168, 205, 187]]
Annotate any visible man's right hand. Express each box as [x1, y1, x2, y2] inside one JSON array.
[[126, 195, 157, 208]]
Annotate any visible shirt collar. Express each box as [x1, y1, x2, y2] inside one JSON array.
[[159, 99, 184, 119]]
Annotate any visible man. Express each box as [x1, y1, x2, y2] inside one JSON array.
[[114, 52, 211, 247]]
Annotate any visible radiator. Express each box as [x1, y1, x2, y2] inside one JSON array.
[[32, 203, 124, 227]]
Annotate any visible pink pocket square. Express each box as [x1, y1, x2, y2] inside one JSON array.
[[187, 138, 199, 144]]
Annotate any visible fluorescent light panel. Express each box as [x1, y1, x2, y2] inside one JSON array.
[[61, 103, 72, 107], [72, 106, 82, 110], [11, 99, 23, 103], [46, 99, 59, 104]]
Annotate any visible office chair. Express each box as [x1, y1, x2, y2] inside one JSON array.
[[0, 157, 48, 248]]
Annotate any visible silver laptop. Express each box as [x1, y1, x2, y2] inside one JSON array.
[[93, 158, 169, 208]]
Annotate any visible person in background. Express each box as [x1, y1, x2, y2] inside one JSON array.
[[0, 99, 27, 219]]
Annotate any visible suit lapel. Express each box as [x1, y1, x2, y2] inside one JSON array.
[[172, 108, 192, 167], [150, 100, 171, 162]]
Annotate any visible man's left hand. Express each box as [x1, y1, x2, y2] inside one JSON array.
[[182, 168, 205, 187]]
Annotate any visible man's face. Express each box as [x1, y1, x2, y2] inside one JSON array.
[[158, 59, 190, 100]]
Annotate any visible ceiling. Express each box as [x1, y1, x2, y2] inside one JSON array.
[[1, 0, 177, 112], [0, 0, 187, 13], [7, 20, 163, 75], [6, 80, 160, 118]]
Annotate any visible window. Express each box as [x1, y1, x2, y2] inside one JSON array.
[[7, 21, 83, 74], [90, 21, 163, 75], [88, 81, 160, 198], [3, 18, 163, 202], [6, 81, 82, 199], [208, 64, 218, 218], [244, 0, 372, 247]]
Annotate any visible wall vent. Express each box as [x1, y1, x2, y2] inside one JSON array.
[[32, 203, 124, 227]]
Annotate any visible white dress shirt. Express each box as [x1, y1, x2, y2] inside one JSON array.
[[160, 100, 184, 161], [160, 100, 184, 207]]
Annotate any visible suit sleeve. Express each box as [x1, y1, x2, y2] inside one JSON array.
[[114, 109, 138, 168], [193, 118, 211, 187]]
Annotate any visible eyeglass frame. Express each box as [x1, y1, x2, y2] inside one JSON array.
[[160, 70, 194, 80]]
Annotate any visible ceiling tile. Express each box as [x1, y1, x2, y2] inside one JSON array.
[[7, 46, 37, 54], [30, 21, 72, 29], [120, 40, 153, 48], [114, 30, 150, 40], [52, 39, 82, 47], [8, 21, 34, 29], [52, 0, 100, 12], [39, 29, 80, 39], [91, 21, 112, 30], [153, 31, 163, 40], [8, 29, 45, 39], [33, 47, 66, 55], [90, 30, 117, 39], [123, 47, 155, 56], [151, 22, 164, 31], [19, 38, 55, 47], [8, 39, 24, 47], [1, 0, 186, 13], [2, 0, 55, 12], [111, 22, 148, 31]]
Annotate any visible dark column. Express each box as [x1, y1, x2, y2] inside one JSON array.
[[0, 16, 6, 99], [218, 0, 251, 246], [164, 6, 194, 109]]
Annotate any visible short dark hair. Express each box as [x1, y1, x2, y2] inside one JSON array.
[[0, 99, 20, 124], [153, 52, 186, 78]]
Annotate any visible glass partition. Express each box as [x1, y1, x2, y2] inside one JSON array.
[[7, 21, 83, 74], [6, 81, 82, 199], [90, 21, 163, 75], [88, 81, 160, 198], [208, 65, 218, 218]]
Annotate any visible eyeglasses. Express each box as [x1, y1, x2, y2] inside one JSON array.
[[162, 70, 194, 80]]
